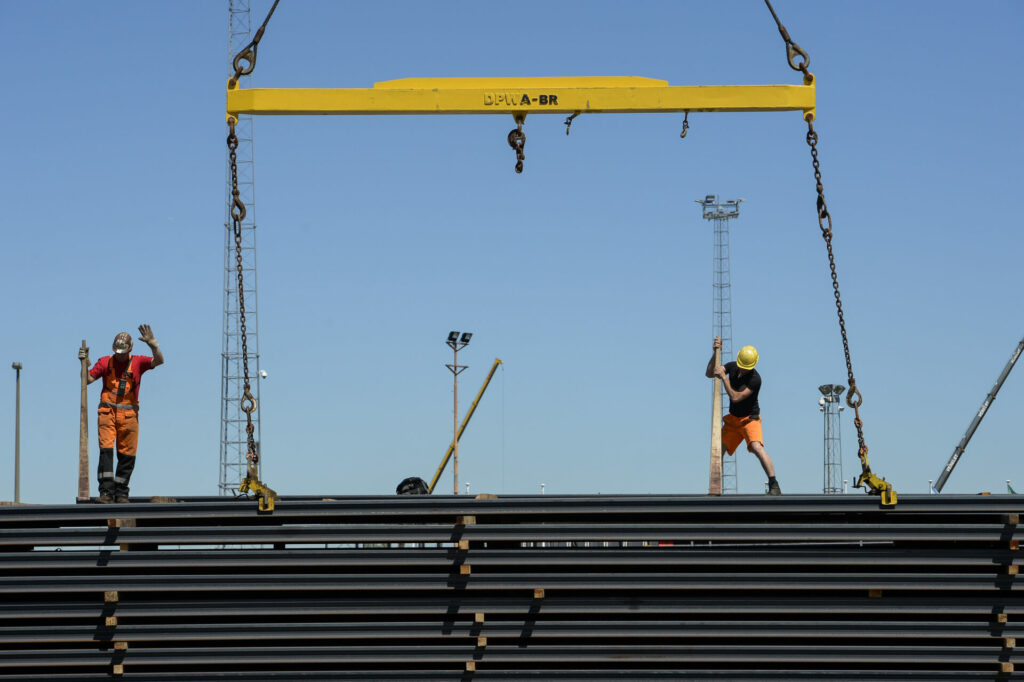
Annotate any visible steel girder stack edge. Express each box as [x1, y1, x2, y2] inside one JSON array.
[[0, 494, 1021, 679]]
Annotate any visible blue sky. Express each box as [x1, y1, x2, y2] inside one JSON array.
[[1, 1, 1021, 503]]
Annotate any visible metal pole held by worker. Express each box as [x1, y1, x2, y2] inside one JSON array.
[[709, 344, 723, 495], [78, 340, 90, 501], [12, 362, 21, 503]]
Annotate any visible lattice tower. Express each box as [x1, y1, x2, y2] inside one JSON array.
[[698, 195, 742, 494], [819, 384, 845, 494], [220, 0, 263, 495]]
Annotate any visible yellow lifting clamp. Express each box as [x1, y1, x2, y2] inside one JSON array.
[[239, 464, 278, 513], [855, 448, 898, 507]]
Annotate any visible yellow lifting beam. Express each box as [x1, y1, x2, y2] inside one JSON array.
[[222, 3, 896, 504], [227, 75, 815, 120]]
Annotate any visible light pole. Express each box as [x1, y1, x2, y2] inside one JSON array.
[[818, 383, 845, 495], [446, 331, 471, 494], [12, 362, 22, 503]]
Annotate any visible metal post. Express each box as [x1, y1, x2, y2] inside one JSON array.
[[453, 344, 459, 495], [11, 363, 21, 503], [445, 332, 471, 495]]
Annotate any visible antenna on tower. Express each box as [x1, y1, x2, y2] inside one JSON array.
[[697, 195, 743, 494]]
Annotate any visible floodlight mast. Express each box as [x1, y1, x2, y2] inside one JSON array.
[[696, 194, 743, 495], [445, 331, 471, 495], [819, 383, 845, 495]]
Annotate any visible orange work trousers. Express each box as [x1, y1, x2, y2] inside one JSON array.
[[97, 405, 140, 456], [722, 414, 764, 456]]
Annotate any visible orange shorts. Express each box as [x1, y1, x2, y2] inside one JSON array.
[[722, 414, 763, 455], [98, 406, 140, 456]]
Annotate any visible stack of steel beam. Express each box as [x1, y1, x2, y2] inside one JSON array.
[[0, 494, 1020, 680]]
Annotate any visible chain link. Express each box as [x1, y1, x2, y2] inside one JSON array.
[[507, 115, 526, 173], [227, 121, 259, 474], [805, 119, 868, 462]]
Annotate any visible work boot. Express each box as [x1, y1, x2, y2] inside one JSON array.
[[114, 496, 130, 504], [767, 479, 782, 496], [96, 494, 114, 504], [114, 451, 136, 501]]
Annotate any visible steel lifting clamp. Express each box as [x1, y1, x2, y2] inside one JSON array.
[[858, 470, 898, 507], [239, 467, 278, 513]]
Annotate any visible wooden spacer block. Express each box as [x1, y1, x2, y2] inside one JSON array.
[[534, 588, 545, 599], [465, 661, 476, 672], [477, 636, 487, 647], [114, 641, 128, 651], [104, 590, 119, 603], [1004, 637, 1016, 649], [107, 518, 136, 528], [457, 540, 470, 550], [105, 616, 118, 627], [868, 589, 883, 598], [1006, 513, 1019, 526], [996, 613, 1009, 624], [113, 664, 124, 676], [459, 564, 471, 575], [475, 493, 498, 500], [1001, 662, 1014, 673], [456, 515, 477, 526], [474, 612, 485, 624], [1007, 564, 1019, 575], [1010, 540, 1020, 551]]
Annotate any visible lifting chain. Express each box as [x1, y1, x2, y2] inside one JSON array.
[[507, 115, 526, 173], [680, 111, 690, 139], [228, 0, 281, 88], [805, 121, 865, 447], [766, 0, 893, 503], [805, 117, 892, 504], [223, 0, 285, 512], [227, 121, 259, 473]]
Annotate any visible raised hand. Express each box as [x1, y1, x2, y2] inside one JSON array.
[[138, 324, 157, 346]]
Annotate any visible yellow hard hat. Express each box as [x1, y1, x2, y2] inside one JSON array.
[[736, 345, 759, 370]]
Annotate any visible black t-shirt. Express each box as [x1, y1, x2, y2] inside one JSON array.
[[724, 361, 761, 418]]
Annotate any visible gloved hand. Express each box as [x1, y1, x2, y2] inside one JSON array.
[[138, 324, 158, 346], [78, 346, 89, 361]]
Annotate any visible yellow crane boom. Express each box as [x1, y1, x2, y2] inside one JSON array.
[[429, 358, 503, 494]]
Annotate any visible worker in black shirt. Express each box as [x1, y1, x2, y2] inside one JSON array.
[[706, 336, 782, 495]]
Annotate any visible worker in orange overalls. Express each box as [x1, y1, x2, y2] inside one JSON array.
[[79, 325, 164, 503], [706, 336, 781, 496]]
